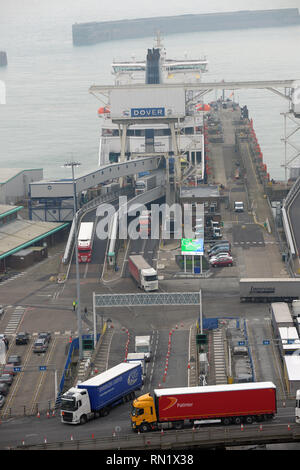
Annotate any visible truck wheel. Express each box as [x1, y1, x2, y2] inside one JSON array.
[[140, 423, 150, 433], [245, 416, 253, 424], [234, 416, 242, 425], [101, 407, 110, 417], [80, 415, 87, 425], [222, 417, 231, 425]]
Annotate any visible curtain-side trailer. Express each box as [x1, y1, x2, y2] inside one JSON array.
[[131, 382, 277, 432]]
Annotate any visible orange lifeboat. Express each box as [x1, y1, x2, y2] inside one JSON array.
[[97, 106, 110, 116], [196, 104, 211, 112]]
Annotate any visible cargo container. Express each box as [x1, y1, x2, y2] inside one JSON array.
[[131, 382, 277, 432], [128, 255, 158, 291], [61, 362, 143, 425], [239, 278, 300, 303]]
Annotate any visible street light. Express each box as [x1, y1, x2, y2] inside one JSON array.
[[64, 161, 83, 361]]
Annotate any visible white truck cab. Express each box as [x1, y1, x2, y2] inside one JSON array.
[[140, 267, 158, 291], [234, 201, 244, 212], [61, 387, 91, 424]]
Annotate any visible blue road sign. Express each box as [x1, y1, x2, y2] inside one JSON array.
[[14, 367, 21, 372], [263, 340, 270, 345], [39, 366, 47, 371], [238, 341, 246, 346]]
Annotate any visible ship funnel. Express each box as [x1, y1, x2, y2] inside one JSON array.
[[146, 48, 161, 84]]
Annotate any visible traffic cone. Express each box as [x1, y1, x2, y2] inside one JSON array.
[[113, 431, 116, 437], [241, 423, 244, 431], [46, 411, 50, 418], [259, 424, 263, 432], [52, 410, 55, 417], [37, 412, 40, 418], [70, 435, 73, 441], [44, 437, 47, 443], [161, 428, 164, 435], [288, 424, 291, 431]]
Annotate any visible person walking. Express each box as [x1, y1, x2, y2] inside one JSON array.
[[72, 300, 77, 311]]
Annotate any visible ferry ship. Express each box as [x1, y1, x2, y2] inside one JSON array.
[[97, 35, 209, 183]]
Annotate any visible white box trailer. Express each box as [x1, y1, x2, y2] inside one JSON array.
[[239, 278, 300, 302], [126, 352, 146, 375], [135, 335, 151, 362], [270, 302, 294, 337]]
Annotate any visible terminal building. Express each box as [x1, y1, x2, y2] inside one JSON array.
[[0, 204, 68, 274]]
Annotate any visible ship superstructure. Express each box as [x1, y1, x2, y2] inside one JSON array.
[[97, 35, 208, 183]]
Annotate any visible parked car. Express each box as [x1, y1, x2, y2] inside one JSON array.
[[16, 332, 30, 345], [7, 355, 21, 366], [210, 256, 233, 267], [0, 374, 13, 385], [208, 243, 231, 254], [209, 240, 230, 249], [209, 246, 231, 258], [33, 337, 48, 353], [38, 332, 51, 343], [209, 252, 232, 262], [0, 383, 10, 396], [0, 394, 5, 408], [3, 364, 16, 376]]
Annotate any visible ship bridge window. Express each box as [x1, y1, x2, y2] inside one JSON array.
[[155, 129, 171, 136]]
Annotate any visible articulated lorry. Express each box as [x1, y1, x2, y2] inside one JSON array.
[[61, 362, 143, 425], [128, 255, 158, 291], [131, 382, 277, 432]]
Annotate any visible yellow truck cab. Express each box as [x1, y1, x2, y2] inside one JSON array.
[[131, 393, 157, 432]]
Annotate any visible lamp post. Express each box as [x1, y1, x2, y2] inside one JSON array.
[[64, 161, 83, 361]]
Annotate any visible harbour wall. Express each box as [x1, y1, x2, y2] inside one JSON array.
[[72, 9, 300, 46]]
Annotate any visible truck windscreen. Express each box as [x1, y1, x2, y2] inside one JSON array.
[[61, 397, 77, 411], [145, 275, 157, 281]]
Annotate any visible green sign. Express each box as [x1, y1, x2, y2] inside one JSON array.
[[181, 238, 204, 256]]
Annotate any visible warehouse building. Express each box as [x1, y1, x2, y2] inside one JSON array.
[[0, 168, 43, 205]]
